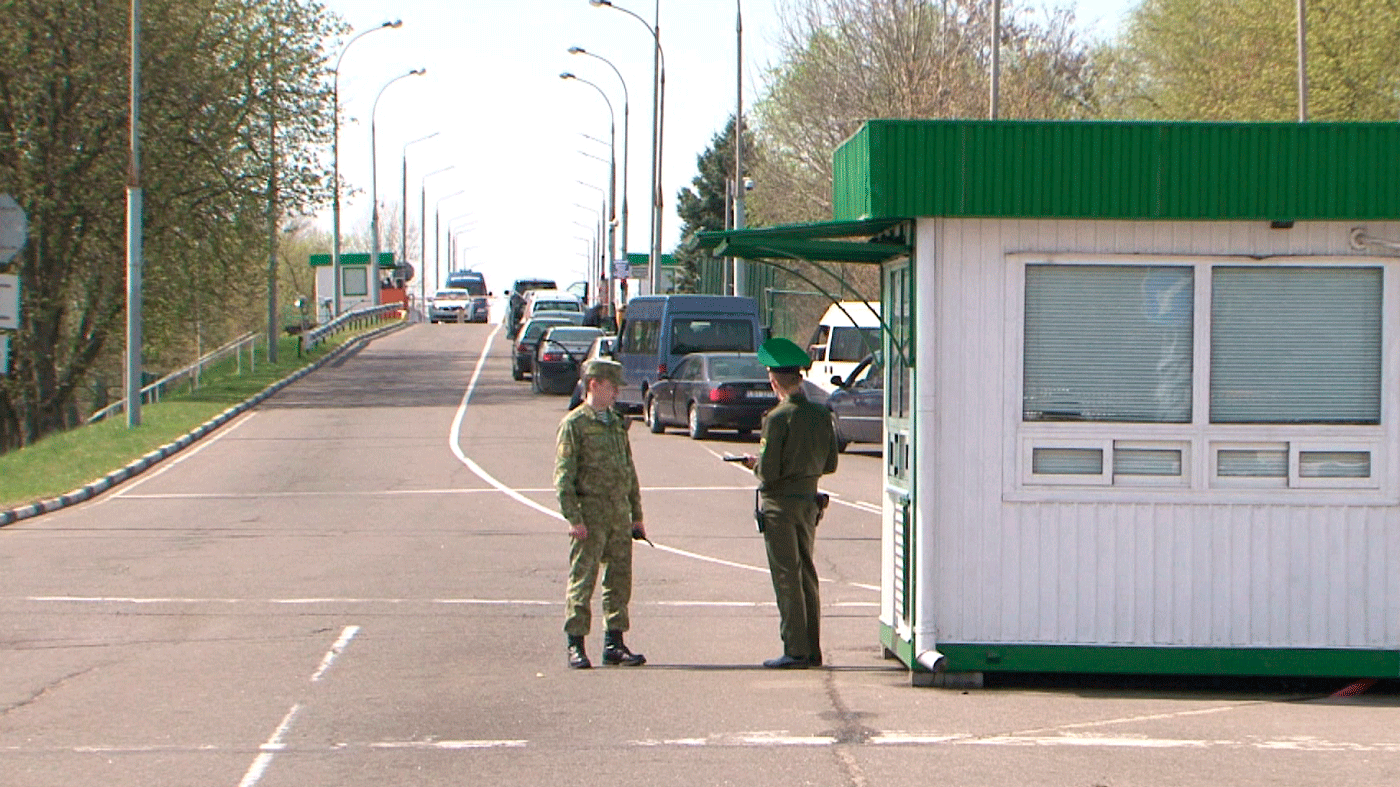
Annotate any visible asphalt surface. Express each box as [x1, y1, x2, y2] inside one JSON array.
[[2, 312, 1397, 787]]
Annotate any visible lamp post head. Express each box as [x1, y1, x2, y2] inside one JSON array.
[[411, 68, 426, 76], [560, 72, 576, 80], [568, 46, 586, 55], [384, 19, 403, 28], [589, 1, 612, 6]]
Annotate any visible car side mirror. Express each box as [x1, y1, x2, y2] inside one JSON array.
[[830, 374, 844, 387]]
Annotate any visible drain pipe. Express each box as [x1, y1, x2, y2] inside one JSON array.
[[915, 648, 946, 673]]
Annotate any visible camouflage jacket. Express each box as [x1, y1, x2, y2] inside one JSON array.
[[554, 405, 643, 526]]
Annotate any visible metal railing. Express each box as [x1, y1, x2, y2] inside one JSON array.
[[88, 332, 261, 424], [299, 302, 405, 354]]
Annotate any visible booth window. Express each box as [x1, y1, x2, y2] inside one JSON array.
[[1018, 258, 1386, 493]]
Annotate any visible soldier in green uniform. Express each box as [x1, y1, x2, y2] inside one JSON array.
[[740, 337, 839, 669], [555, 358, 647, 669]]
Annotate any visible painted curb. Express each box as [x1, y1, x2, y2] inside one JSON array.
[[0, 321, 409, 528]]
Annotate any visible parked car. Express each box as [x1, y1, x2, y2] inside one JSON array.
[[806, 301, 881, 394], [644, 353, 781, 439], [568, 335, 620, 408], [827, 353, 882, 452], [533, 326, 605, 395], [520, 289, 585, 328], [512, 317, 574, 381], [505, 278, 558, 338], [428, 288, 478, 323]]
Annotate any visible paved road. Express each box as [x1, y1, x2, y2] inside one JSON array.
[[1, 319, 1397, 787]]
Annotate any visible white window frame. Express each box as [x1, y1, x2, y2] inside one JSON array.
[[1006, 253, 1396, 503]]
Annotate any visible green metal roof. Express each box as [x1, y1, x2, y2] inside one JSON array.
[[308, 252, 395, 267], [693, 218, 911, 264], [833, 119, 1400, 221], [627, 252, 677, 267]]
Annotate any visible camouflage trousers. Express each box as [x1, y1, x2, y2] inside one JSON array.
[[564, 517, 634, 637]]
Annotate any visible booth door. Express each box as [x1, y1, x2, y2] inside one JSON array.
[[882, 258, 916, 657]]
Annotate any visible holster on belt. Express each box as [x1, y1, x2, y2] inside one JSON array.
[[753, 489, 765, 533], [814, 492, 830, 526]]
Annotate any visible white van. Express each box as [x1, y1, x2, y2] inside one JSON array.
[[806, 301, 881, 394]]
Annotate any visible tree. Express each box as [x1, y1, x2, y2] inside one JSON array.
[[1099, 0, 1400, 121], [751, 0, 1099, 227], [674, 116, 757, 293], [0, 0, 340, 451]]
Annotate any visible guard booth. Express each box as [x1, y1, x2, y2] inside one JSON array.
[[698, 119, 1400, 686], [309, 252, 399, 320]]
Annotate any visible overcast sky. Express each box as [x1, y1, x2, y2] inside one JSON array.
[[317, 0, 1131, 293]]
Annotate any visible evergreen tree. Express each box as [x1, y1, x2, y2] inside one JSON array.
[[674, 116, 756, 294]]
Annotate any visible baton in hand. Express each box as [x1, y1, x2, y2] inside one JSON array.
[[632, 526, 655, 548]]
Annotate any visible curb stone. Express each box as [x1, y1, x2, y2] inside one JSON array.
[[0, 321, 408, 528]]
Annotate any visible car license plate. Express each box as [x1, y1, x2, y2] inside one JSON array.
[[745, 390, 774, 400]]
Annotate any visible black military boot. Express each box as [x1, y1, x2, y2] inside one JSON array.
[[567, 635, 591, 669], [602, 630, 646, 666]]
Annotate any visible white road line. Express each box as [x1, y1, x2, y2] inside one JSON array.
[[237, 703, 301, 787], [111, 411, 258, 500], [11, 733, 1400, 755], [20, 595, 875, 608], [447, 327, 877, 594], [116, 484, 756, 501], [309, 625, 360, 682]]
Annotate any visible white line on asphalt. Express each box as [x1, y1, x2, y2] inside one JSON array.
[[310, 625, 360, 682], [237, 703, 301, 787], [450, 321, 564, 522], [20, 595, 875, 608], [115, 484, 758, 501], [110, 411, 259, 501], [447, 326, 878, 594], [11, 733, 1400, 755]]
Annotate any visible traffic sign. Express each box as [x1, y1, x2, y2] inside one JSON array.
[[0, 194, 28, 265], [611, 258, 630, 279], [0, 274, 17, 330]]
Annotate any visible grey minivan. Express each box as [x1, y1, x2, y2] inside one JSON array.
[[615, 295, 764, 412]]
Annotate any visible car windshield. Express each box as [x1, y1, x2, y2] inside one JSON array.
[[547, 328, 602, 343], [535, 300, 581, 313], [669, 319, 755, 355], [446, 276, 486, 295], [435, 289, 469, 299], [708, 356, 769, 380]]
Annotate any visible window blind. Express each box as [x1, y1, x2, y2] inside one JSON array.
[[1024, 265, 1193, 423]]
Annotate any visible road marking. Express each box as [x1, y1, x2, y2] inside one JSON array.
[[446, 328, 877, 594], [237, 703, 300, 787], [20, 595, 875, 608], [110, 411, 258, 500], [310, 625, 359, 682], [114, 484, 756, 501], [11, 732, 1400, 755]]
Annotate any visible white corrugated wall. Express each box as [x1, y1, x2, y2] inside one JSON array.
[[916, 218, 1400, 650]]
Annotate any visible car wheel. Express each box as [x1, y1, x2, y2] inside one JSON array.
[[687, 404, 708, 440], [836, 436, 850, 454], [532, 372, 542, 393], [646, 397, 665, 433], [737, 428, 753, 438], [512, 362, 524, 382]]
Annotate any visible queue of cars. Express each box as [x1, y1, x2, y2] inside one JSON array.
[[503, 291, 883, 452]]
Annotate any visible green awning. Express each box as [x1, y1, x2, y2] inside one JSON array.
[[693, 218, 911, 264]]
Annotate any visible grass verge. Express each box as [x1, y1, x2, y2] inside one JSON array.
[[0, 326, 391, 511]]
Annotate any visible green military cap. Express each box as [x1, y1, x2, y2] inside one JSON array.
[[582, 358, 625, 386], [756, 337, 810, 373]]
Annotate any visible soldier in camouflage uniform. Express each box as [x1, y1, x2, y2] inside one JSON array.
[[740, 338, 839, 669], [555, 358, 647, 669]]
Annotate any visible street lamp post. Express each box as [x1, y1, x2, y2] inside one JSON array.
[[331, 20, 401, 316], [433, 191, 466, 291], [448, 216, 476, 272], [560, 72, 616, 312], [370, 67, 425, 308], [732, 0, 746, 297], [420, 166, 455, 319], [568, 46, 630, 310], [402, 131, 438, 300], [589, 1, 664, 293]]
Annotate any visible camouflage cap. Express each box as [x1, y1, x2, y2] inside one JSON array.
[[756, 337, 810, 372], [582, 358, 625, 386]]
